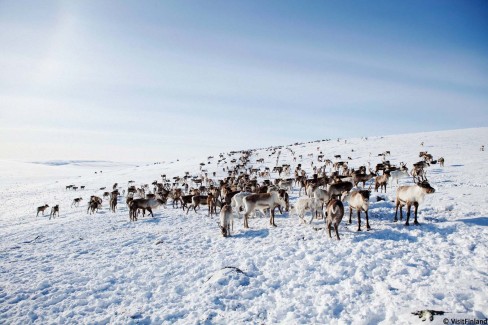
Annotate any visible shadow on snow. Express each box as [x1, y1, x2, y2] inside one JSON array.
[[232, 229, 270, 239], [458, 216, 488, 227]]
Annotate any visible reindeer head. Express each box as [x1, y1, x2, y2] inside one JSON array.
[[417, 180, 435, 194], [359, 190, 371, 200]]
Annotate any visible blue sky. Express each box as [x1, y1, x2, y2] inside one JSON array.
[[1, 0, 487, 162]]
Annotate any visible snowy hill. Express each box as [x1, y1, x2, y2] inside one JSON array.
[[0, 127, 487, 324]]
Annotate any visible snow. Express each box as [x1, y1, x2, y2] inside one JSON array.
[[1, 127, 487, 324]]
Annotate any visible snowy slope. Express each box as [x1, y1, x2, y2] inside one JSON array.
[[0, 128, 487, 324]]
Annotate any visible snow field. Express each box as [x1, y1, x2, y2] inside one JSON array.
[[0, 127, 487, 324]]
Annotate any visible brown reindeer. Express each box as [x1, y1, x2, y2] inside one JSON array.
[[87, 201, 101, 215], [374, 172, 390, 193], [352, 170, 376, 187], [207, 193, 217, 216], [328, 182, 353, 200], [325, 199, 344, 240], [87, 196, 102, 214], [129, 198, 165, 221], [110, 192, 118, 212], [49, 205, 59, 219], [36, 204, 49, 217], [179, 195, 193, 211], [438, 157, 445, 167], [71, 197, 83, 207], [186, 195, 209, 214]]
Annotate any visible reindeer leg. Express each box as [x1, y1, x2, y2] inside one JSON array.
[[413, 202, 420, 225], [148, 207, 153, 218], [357, 210, 361, 231], [394, 201, 399, 222], [365, 210, 371, 230], [405, 203, 411, 226], [349, 207, 352, 224]]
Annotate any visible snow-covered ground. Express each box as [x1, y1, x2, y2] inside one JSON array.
[[1, 128, 487, 324]]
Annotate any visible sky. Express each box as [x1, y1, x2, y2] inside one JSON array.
[[0, 0, 487, 162]]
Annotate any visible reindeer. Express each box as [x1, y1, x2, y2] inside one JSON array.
[[179, 195, 193, 211], [207, 193, 217, 216], [231, 191, 252, 218], [49, 205, 59, 219], [186, 195, 209, 214], [389, 169, 410, 188], [325, 199, 344, 240], [242, 191, 286, 228], [36, 204, 49, 217], [352, 170, 376, 187], [168, 188, 182, 208], [110, 191, 118, 212], [71, 197, 83, 207], [277, 189, 290, 213], [328, 182, 353, 200], [438, 157, 445, 167], [87, 201, 101, 215], [342, 190, 371, 231], [292, 196, 322, 224], [374, 172, 390, 193], [394, 180, 435, 226], [129, 198, 165, 221], [87, 196, 102, 214], [278, 179, 293, 192], [219, 204, 234, 237], [412, 161, 429, 182]]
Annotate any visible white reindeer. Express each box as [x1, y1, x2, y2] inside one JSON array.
[[394, 180, 435, 226], [242, 191, 286, 228], [292, 196, 322, 224], [389, 170, 410, 188], [342, 190, 371, 231]]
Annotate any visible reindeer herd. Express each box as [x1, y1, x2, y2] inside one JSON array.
[[37, 141, 450, 241]]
